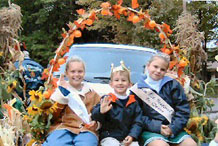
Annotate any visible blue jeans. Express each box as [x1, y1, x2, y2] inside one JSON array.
[[43, 129, 98, 146]]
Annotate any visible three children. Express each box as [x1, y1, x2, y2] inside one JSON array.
[[44, 53, 200, 146]]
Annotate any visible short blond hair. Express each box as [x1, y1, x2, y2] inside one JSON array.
[[110, 70, 131, 83]]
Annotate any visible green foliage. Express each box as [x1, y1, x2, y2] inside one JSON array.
[[29, 113, 53, 142], [0, 0, 81, 67], [187, 1, 218, 41], [0, 0, 217, 77]]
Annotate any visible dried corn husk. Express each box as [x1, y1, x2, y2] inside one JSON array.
[[0, 3, 22, 50], [174, 11, 207, 74], [0, 119, 16, 146]]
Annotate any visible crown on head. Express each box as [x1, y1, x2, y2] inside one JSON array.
[[111, 60, 130, 74]]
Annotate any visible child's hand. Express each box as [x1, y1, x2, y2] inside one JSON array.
[[84, 121, 98, 131], [215, 119, 218, 124], [100, 96, 112, 114], [58, 74, 69, 88], [122, 136, 133, 146], [161, 125, 172, 137]]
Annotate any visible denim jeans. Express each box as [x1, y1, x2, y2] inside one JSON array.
[[43, 129, 98, 146]]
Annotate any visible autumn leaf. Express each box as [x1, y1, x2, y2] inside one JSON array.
[[132, 15, 140, 24], [112, 5, 121, 19], [101, 9, 113, 16], [49, 59, 55, 65], [65, 46, 70, 53], [178, 67, 184, 77], [100, 2, 113, 16], [51, 77, 59, 88], [58, 58, 65, 65], [76, 9, 86, 15], [117, 0, 123, 5], [100, 2, 111, 9], [114, 10, 120, 19], [172, 45, 180, 53], [132, 0, 139, 9], [162, 23, 173, 34], [41, 69, 49, 80], [127, 12, 135, 22], [66, 33, 75, 46], [63, 56, 68, 60], [118, 7, 127, 15], [169, 60, 178, 70], [144, 21, 154, 30], [73, 20, 86, 30], [89, 11, 98, 21], [52, 63, 60, 72], [61, 33, 67, 38], [82, 19, 93, 26], [154, 27, 160, 32]]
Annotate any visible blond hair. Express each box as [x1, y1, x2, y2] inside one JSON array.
[[110, 70, 131, 83], [147, 52, 170, 67], [65, 56, 85, 72]]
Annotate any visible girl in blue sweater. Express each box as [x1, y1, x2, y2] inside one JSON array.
[[130, 53, 197, 146]]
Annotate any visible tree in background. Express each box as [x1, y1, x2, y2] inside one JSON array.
[[0, 0, 81, 67]]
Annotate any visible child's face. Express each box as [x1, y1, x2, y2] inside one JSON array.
[[65, 61, 85, 89], [147, 57, 168, 81], [110, 72, 131, 96]]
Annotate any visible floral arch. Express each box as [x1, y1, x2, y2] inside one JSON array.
[[0, 0, 216, 145]]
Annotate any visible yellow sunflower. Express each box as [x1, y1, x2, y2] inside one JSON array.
[[0, 51, 3, 57], [26, 139, 36, 146], [23, 115, 33, 122], [27, 105, 42, 116], [201, 115, 208, 126], [7, 80, 17, 93], [29, 90, 43, 103], [40, 101, 58, 115]]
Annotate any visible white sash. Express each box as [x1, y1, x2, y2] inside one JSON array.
[[130, 84, 174, 123], [51, 82, 91, 124], [66, 83, 91, 124]]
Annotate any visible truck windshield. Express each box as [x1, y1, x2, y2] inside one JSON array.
[[53, 45, 156, 83]]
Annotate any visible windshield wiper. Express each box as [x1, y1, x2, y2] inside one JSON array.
[[94, 76, 110, 83], [84, 79, 91, 82], [94, 76, 110, 80]]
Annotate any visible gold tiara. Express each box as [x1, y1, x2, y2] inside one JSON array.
[[111, 60, 130, 73]]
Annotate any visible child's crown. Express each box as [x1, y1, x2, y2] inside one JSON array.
[[111, 60, 130, 73]]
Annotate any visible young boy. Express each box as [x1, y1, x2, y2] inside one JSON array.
[[91, 61, 143, 146]]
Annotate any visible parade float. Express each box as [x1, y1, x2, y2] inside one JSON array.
[[0, 0, 217, 145]]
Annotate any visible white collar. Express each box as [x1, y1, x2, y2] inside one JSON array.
[[112, 90, 128, 100], [144, 72, 162, 93], [67, 82, 92, 97]]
